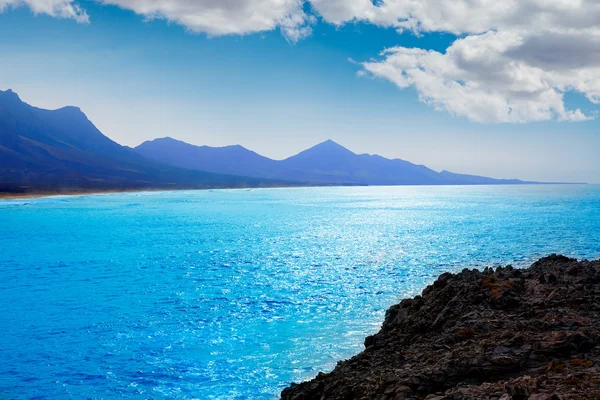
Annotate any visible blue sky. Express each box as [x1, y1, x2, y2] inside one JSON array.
[[1, 1, 599, 183]]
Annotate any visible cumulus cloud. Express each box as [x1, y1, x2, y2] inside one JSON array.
[[309, 0, 600, 122], [309, 0, 600, 36], [94, 0, 600, 122], [3, 0, 599, 122], [98, 0, 313, 42], [362, 31, 595, 123], [0, 0, 88, 22]]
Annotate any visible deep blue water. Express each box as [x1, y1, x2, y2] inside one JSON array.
[[1, 185, 599, 399]]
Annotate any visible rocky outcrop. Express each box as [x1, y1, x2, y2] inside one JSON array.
[[281, 255, 600, 399]]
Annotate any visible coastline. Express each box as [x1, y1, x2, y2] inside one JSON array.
[[282, 255, 600, 399], [2, 183, 598, 397], [0, 187, 299, 201], [0, 189, 158, 200], [0, 184, 310, 200], [0, 182, 590, 201]]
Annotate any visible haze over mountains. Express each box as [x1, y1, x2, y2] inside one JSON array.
[[0, 89, 541, 194], [0, 89, 281, 193], [135, 137, 534, 186]]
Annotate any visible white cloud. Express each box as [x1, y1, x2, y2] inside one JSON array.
[[0, 0, 88, 22], [308, 0, 600, 122], [94, 0, 600, 122], [309, 0, 600, 37], [3, 0, 600, 122], [98, 0, 313, 42], [362, 31, 595, 123]]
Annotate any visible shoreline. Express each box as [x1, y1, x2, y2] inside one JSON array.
[[0, 182, 591, 201], [0, 183, 312, 200], [281, 255, 600, 399], [0, 189, 161, 200]]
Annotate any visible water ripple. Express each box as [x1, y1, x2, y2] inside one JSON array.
[[0, 185, 599, 399]]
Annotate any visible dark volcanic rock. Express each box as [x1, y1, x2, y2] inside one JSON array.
[[281, 255, 600, 400]]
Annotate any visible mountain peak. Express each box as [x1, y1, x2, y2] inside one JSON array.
[[0, 88, 22, 102], [58, 105, 82, 112], [309, 139, 354, 153], [52, 105, 88, 121], [139, 137, 248, 152], [317, 138, 341, 146], [136, 137, 186, 150], [283, 139, 357, 167], [153, 137, 181, 144]]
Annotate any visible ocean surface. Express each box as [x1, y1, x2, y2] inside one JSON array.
[[1, 185, 599, 399]]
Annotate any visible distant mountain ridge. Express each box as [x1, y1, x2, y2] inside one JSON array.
[[0, 89, 289, 193], [135, 137, 537, 186], [135, 137, 281, 180], [0, 89, 554, 194]]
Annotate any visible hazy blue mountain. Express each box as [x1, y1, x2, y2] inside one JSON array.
[[437, 170, 529, 185], [0, 88, 540, 193], [136, 137, 535, 185], [0, 89, 285, 193], [278, 140, 443, 184], [135, 137, 282, 179]]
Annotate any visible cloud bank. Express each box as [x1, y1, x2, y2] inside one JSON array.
[[4, 0, 599, 123], [0, 0, 88, 22], [309, 0, 600, 36], [99, 0, 313, 42], [325, 0, 600, 122], [363, 32, 594, 123]]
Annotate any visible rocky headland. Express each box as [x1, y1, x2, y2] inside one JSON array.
[[281, 255, 600, 400]]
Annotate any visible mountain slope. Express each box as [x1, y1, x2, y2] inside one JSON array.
[[135, 137, 282, 179], [278, 140, 444, 184], [438, 170, 530, 185], [0, 88, 542, 192], [0, 90, 285, 193], [135, 137, 535, 185]]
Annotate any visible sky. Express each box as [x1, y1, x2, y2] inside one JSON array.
[[0, 0, 599, 183]]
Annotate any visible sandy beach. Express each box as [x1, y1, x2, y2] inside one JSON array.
[[0, 189, 144, 200]]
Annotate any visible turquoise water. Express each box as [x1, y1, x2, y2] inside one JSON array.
[[1, 185, 599, 399]]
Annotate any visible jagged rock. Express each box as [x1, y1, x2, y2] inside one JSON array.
[[281, 255, 600, 400]]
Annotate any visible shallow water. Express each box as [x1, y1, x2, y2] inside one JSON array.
[[1, 185, 599, 399]]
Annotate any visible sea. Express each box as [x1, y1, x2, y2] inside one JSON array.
[[1, 185, 599, 399]]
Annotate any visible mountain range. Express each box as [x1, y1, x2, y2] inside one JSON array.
[[0, 89, 286, 194], [0, 89, 542, 194], [134, 137, 534, 186]]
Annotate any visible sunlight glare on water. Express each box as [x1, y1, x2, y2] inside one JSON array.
[[1, 185, 599, 399]]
